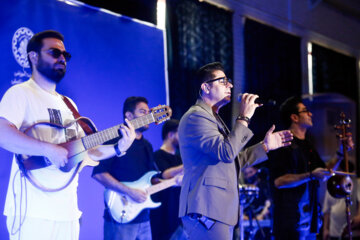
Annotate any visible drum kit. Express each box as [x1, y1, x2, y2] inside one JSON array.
[[238, 183, 270, 240]]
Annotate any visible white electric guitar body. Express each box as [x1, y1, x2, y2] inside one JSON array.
[[104, 171, 182, 223]]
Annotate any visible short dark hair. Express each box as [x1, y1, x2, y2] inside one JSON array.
[[161, 119, 179, 140], [280, 96, 303, 128], [196, 62, 225, 92], [123, 96, 148, 119], [27, 30, 64, 70]]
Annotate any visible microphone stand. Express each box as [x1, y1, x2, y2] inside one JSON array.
[[245, 206, 266, 240]]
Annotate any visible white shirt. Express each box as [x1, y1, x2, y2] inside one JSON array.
[[0, 79, 82, 221], [323, 177, 360, 237]]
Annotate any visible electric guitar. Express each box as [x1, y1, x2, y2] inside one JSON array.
[[105, 171, 183, 223], [16, 105, 172, 191]]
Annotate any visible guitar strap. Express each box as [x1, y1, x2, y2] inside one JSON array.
[[17, 97, 98, 192], [61, 95, 95, 135]]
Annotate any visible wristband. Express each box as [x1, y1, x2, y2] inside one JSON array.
[[114, 143, 125, 157], [236, 115, 251, 125]]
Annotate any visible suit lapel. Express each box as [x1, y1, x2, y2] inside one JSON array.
[[195, 99, 227, 136]]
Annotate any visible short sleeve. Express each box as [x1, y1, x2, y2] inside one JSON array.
[[154, 151, 168, 172], [92, 157, 114, 176], [0, 85, 27, 129]]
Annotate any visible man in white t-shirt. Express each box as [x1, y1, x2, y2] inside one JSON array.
[[0, 30, 136, 240], [323, 171, 360, 240]]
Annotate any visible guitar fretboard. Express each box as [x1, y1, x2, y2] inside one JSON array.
[[82, 113, 155, 149], [146, 177, 178, 195]]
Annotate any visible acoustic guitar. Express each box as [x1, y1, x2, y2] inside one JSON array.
[[16, 105, 172, 191]]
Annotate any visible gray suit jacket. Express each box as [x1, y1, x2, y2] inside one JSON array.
[[178, 99, 268, 226]]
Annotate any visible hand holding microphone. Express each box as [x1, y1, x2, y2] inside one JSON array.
[[236, 93, 277, 126], [237, 93, 276, 106], [237, 93, 261, 121]]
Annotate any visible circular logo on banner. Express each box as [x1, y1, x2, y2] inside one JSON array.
[[12, 27, 34, 68]]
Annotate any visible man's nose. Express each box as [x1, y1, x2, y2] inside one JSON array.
[[58, 53, 66, 63]]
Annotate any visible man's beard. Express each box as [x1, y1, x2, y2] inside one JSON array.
[[137, 125, 149, 133], [37, 58, 66, 83]]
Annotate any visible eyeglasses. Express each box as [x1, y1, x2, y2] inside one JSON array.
[[43, 48, 71, 61], [298, 109, 310, 114], [205, 77, 232, 86]]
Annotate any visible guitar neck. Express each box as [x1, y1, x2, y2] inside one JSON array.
[[82, 113, 155, 149], [146, 178, 177, 195]]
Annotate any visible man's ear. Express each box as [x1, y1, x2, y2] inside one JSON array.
[[168, 131, 175, 140], [201, 83, 210, 94], [290, 113, 299, 123], [28, 51, 38, 65], [125, 111, 133, 120]]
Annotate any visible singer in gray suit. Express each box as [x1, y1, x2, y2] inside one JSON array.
[[178, 62, 293, 240]]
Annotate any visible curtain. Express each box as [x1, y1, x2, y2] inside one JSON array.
[[244, 19, 302, 143], [166, 0, 233, 125], [312, 43, 358, 174], [312, 44, 358, 101]]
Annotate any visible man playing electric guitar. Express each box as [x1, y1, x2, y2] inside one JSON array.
[[0, 30, 136, 240], [92, 96, 175, 240]]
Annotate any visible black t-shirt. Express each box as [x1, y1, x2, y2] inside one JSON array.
[[150, 149, 182, 240], [92, 136, 156, 223], [269, 136, 325, 236], [154, 149, 182, 172]]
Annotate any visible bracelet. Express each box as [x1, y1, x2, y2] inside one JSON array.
[[261, 141, 269, 153], [236, 115, 251, 124], [114, 143, 125, 157]]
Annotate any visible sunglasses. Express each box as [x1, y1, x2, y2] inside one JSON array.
[[44, 48, 71, 61]]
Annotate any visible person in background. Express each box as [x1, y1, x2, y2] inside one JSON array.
[[93, 97, 180, 240], [242, 166, 271, 221], [269, 96, 332, 240], [323, 156, 360, 240], [151, 119, 185, 240], [93, 96, 156, 240]]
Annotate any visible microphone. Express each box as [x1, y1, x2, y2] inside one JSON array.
[[237, 93, 276, 106]]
